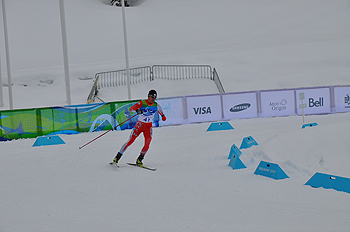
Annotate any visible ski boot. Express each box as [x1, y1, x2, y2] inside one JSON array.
[[136, 154, 144, 166], [113, 152, 123, 165]]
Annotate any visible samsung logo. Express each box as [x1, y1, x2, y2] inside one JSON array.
[[230, 103, 251, 112]]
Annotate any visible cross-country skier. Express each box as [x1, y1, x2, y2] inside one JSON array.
[[112, 89, 166, 166]]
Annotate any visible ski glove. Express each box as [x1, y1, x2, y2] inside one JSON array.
[[136, 109, 143, 114], [161, 114, 166, 121]]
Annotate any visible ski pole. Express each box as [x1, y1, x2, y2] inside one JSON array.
[[79, 113, 138, 149]]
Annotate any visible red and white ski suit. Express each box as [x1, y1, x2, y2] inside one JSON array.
[[119, 99, 166, 156]]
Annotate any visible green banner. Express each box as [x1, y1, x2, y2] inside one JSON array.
[[0, 100, 141, 141]]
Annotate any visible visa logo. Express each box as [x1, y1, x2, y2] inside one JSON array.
[[193, 107, 212, 115]]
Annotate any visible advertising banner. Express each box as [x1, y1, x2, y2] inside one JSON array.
[[222, 92, 257, 119], [1, 85, 349, 142], [296, 88, 331, 115], [186, 95, 222, 123], [260, 90, 295, 117], [334, 86, 350, 113], [157, 97, 185, 126]]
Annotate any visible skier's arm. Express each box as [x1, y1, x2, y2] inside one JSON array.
[[157, 104, 166, 121], [130, 101, 143, 114]]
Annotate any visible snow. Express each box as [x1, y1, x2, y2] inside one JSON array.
[[0, 0, 350, 231]]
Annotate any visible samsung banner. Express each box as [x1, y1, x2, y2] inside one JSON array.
[[222, 92, 257, 119], [186, 95, 222, 123], [296, 88, 331, 115], [334, 86, 350, 113], [260, 90, 295, 117]]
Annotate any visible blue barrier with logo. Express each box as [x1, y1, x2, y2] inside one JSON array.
[[305, 172, 350, 194], [302, 122, 318, 129], [207, 121, 234, 132], [33, 135, 66, 147], [240, 136, 258, 149], [254, 161, 289, 180]]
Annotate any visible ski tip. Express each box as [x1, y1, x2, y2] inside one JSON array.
[[109, 162, 119, 168], [127, 163, 157, 171]]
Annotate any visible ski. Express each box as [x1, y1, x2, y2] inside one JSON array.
[[127, 163, 157, 171], [109, 162, 119, 168]]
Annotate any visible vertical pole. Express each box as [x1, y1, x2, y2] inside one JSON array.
[[299, 92, 305, 124], [0, 52, 3, 107], [2, 0, 13, 109], [59, 0, 72, 105], [121, 0, 131, 100], [301, 97, 305, 124]]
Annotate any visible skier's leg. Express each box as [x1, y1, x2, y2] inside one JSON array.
[[136, 124, 152, 165], [140, 124, 153, 157], [118, 121, 142, 155]]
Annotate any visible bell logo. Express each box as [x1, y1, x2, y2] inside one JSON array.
[[309, 97, 323, 107]]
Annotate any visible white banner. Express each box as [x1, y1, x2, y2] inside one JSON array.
[[260, 90, 296, 117], [186, 95, 222, 123], [153, 85, 348, 128], [296, 88, 331, 115], [334, 86, 350, 112], [222, 92, 257, 119], [158, 97, 185, 126]]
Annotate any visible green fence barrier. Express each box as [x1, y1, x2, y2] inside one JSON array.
[[0, 99, 140, 141]]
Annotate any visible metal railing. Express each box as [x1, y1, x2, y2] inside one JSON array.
[[213, 68, 225, 93], [87, 76, 99, 103], [87, 65, 225, 103], [96, 66, 151, 89], [152, 65, 213, 80]]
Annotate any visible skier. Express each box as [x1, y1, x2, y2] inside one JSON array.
[[112, 89, 166, 166]]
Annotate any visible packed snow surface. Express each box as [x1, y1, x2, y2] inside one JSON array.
[[0, 0, 350, 231]]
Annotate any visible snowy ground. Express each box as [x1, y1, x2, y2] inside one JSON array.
[[0, 0, 350, 231], [1, 113, 350, 231]]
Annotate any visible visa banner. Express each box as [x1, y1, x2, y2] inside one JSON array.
[[186, 95, 222, 123]]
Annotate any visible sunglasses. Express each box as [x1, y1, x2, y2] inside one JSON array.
[[148, 95, 157, 99]]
